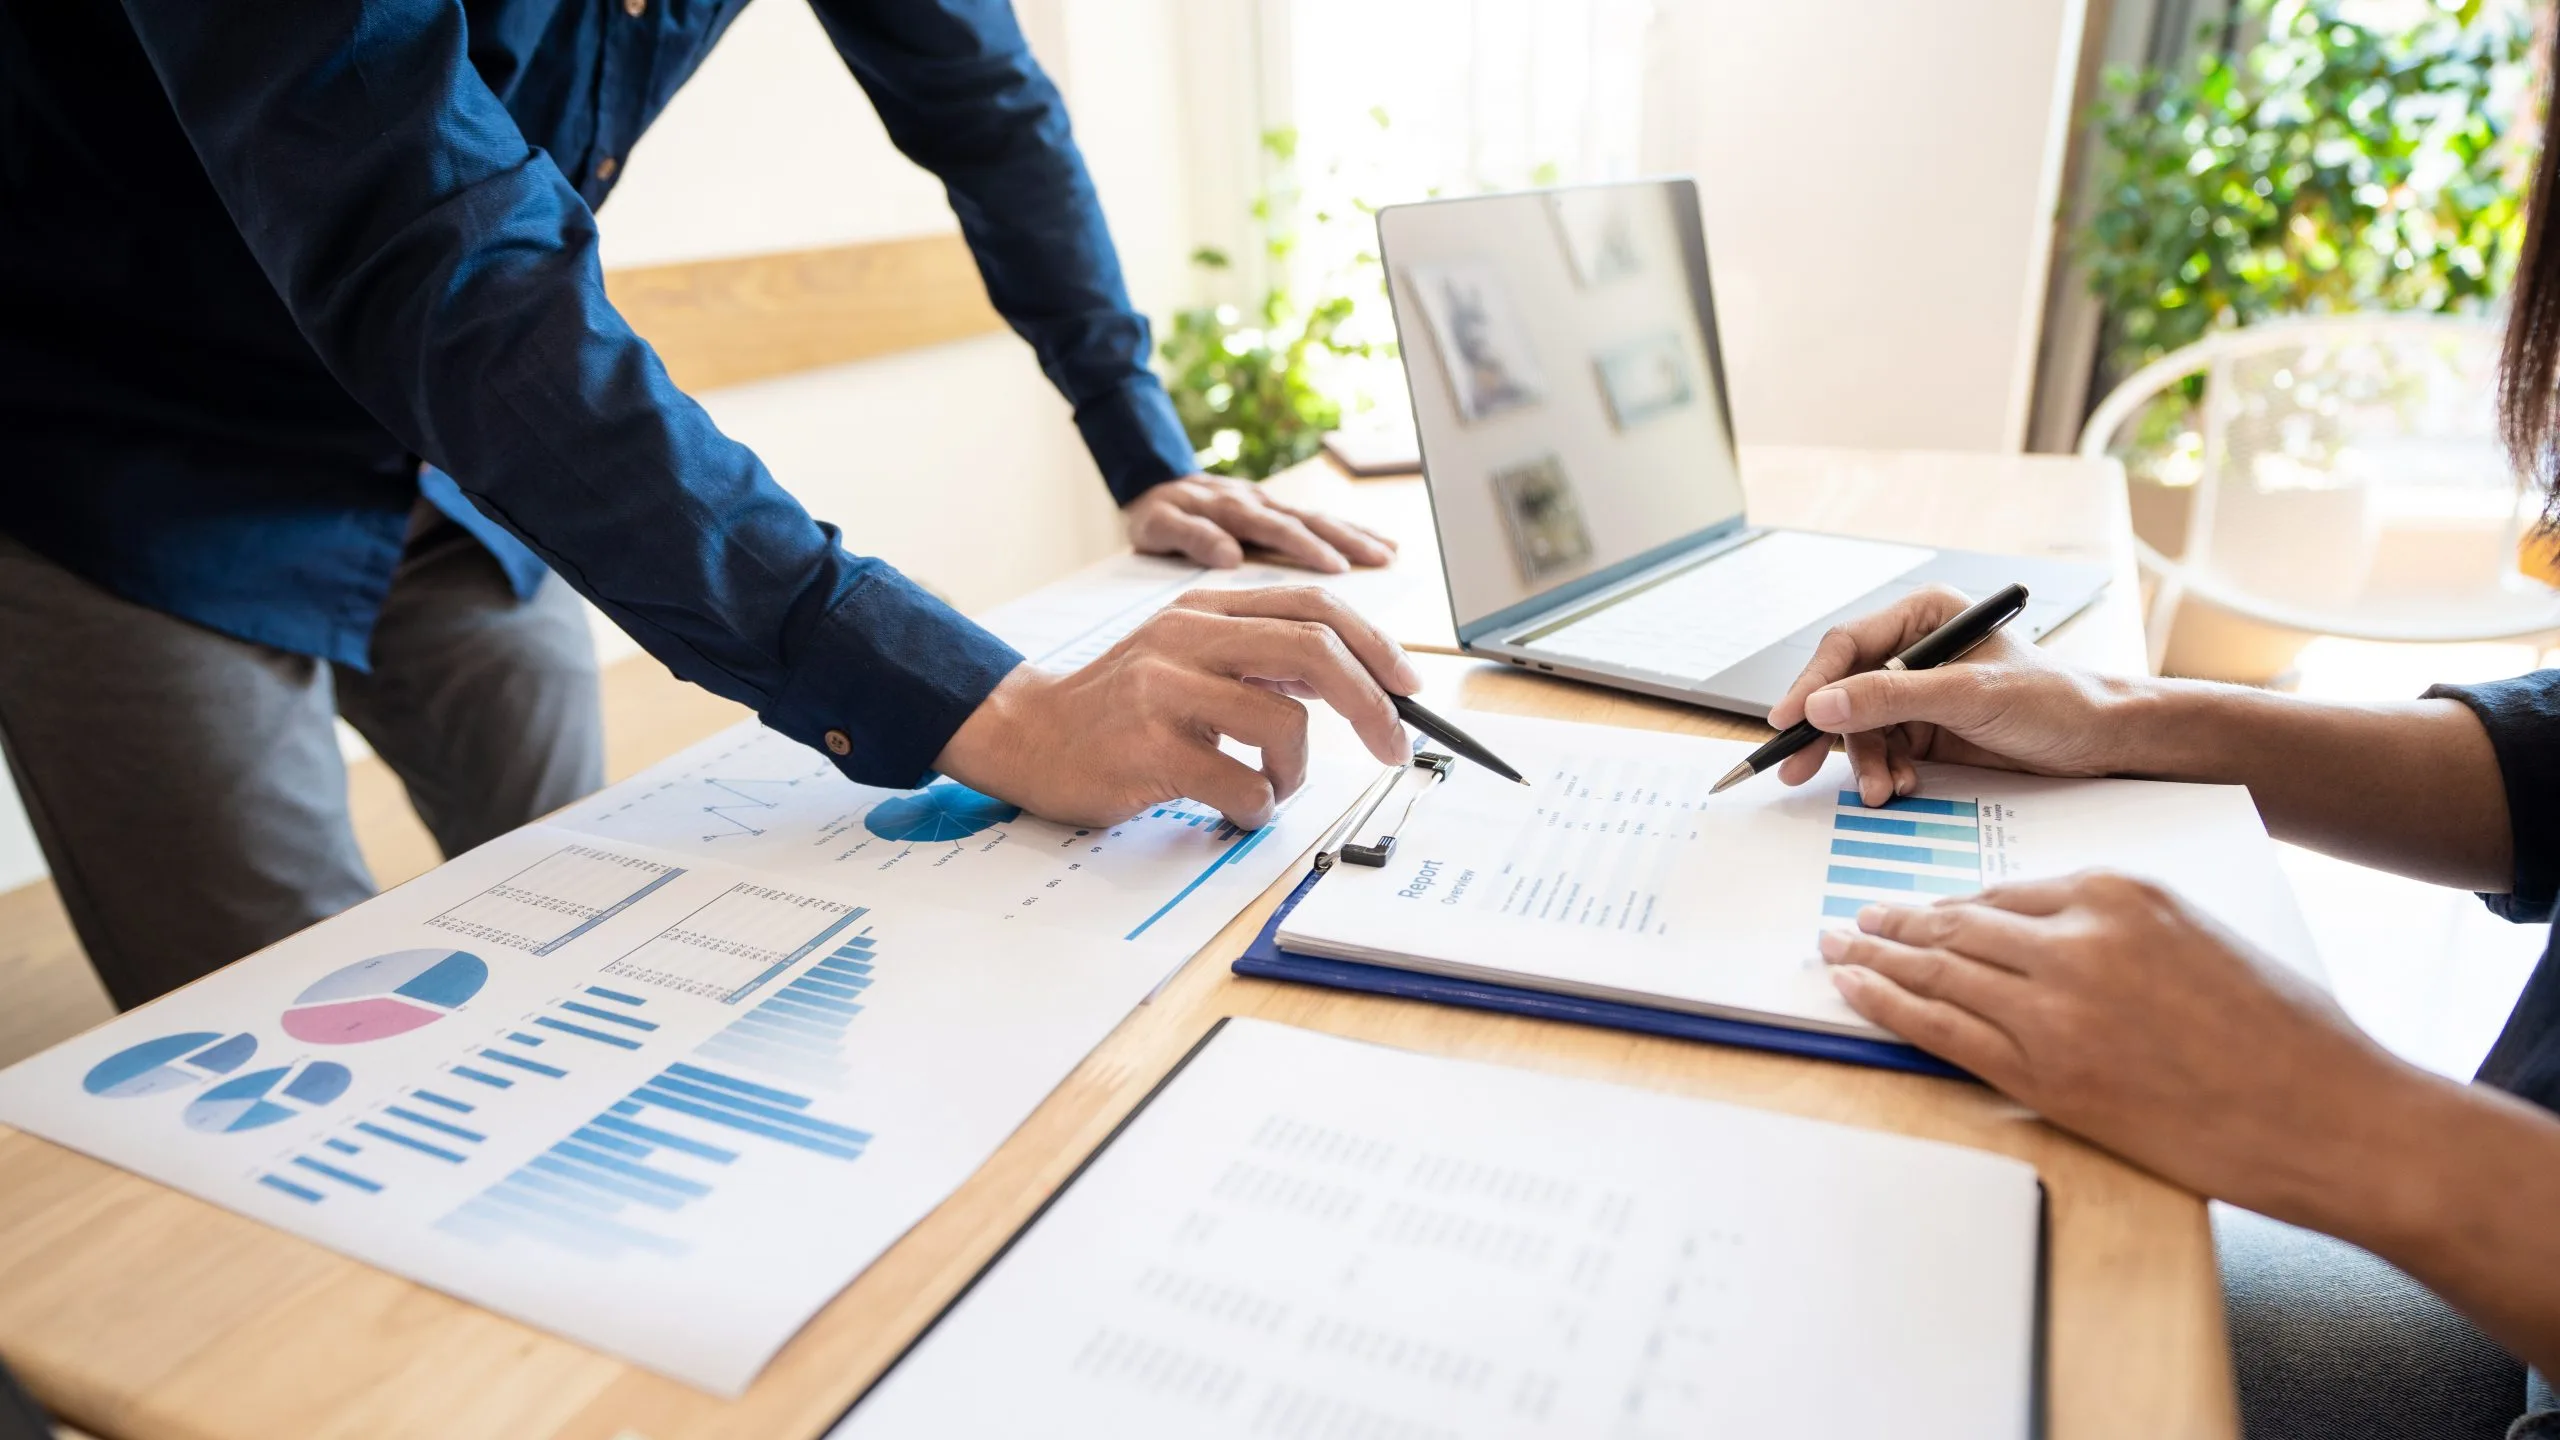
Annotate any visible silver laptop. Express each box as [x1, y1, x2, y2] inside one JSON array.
[[1377, 179, 2107, 715]]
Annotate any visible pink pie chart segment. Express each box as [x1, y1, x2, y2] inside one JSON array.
[[280, 996, 447, 1045]]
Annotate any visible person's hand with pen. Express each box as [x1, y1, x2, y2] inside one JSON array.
[[1759, 584, 2560, 1386]]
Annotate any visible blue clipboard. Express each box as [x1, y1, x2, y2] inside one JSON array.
[[1233, 869, 1973, 1081]]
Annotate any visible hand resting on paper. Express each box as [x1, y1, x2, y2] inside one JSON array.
[[1817, 873, 2409, 1219], [1124, 473, 1399, 574], [933, 586, 1418, 831]]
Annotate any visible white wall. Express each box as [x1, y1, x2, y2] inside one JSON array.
[[1647, 0, 2086, 453]]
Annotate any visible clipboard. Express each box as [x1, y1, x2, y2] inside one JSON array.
[[1233, 868, 1973, 1081]]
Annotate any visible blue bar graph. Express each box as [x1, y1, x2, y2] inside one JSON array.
[[533, 1015, 643, 1049], [1818, 790, 1984, 929], [560, 1000, 657, 1031], [291, 1155, 383, 1193], [695, 930, 875, 1088], [436, 1058, 870, 1260], [260, 1174, 324, 1203]]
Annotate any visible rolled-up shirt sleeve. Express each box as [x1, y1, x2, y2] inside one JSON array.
[[2428, 672, 2560, 922], [114, 0, 1019, 787], [812, 0, 1198, 504]]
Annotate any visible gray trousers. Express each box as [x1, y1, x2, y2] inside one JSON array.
[[2218, 1203, 2559, 1439], [0, 520, 603, 1009]]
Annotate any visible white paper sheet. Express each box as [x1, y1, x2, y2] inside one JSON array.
[[834, 1019, 2043, 1439], [1527, 530, 1933, 682], [0, 564, 1402, 1394], [1279, 711, 2323, 1036], [0, 826, 1177, 1394]]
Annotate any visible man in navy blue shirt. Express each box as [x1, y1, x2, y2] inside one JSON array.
[[0, 0, 1413, 1008]]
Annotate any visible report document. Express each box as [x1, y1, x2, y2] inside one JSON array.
[[1277, 711, 2322, 1040], [835, 1020, 2045, 1438]]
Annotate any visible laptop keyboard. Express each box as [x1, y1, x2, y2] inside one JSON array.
[[1520, 531, 1936, 684]]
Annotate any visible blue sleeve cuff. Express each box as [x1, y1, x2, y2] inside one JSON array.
[[1078, 374, 1198, 506], [2428, 674, 2560, 923], [762, 564, 1024, 789]]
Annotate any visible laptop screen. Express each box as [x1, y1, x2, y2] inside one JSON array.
[[1380, 180, 1745, 640]]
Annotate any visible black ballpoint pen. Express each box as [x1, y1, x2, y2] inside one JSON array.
[[1709, 583, 2031, 796], [1392, 694, 1528, 784]]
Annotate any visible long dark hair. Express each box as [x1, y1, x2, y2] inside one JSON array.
[[2503, 20, 2560, 513]]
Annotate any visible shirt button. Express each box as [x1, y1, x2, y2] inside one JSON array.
[[823, 730, 852, 756], [594, 155, 618, 181], [623, 0, 645, 14]]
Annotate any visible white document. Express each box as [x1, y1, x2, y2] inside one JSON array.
[[0, 560, 1409, 1394], [1279, 711, 2322, 1037], [0, 826, 1182, 1395], [835, 1019, 2044, 1439], [1528, 530, 1933, 683]]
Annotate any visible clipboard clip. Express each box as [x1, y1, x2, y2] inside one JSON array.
[[1317, 751, 1454, 871]]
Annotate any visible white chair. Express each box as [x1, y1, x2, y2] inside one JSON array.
[[2077, 315, 2560, 680]]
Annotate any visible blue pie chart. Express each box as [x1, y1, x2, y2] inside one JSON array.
[[83, 1031, 259, 1098], [864, 781, 1020, 843], [183, 1060, 351, 1134]]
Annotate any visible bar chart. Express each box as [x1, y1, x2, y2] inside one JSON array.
[[436, 1060, 873, 1260], [1819, 790, 1985, 921], [696, 928, 874, 1088], [424, 845, 684, 955], [260, 984, 666, 1204], [600, 885, 866, 1003]]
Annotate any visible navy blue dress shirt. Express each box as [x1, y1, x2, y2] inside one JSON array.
[[2431, 672, 2560, 1114], [0, 0, 1197, 786]]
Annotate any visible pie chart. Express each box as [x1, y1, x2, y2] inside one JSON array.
[[184, 1060, 351, 1133], [864, 781, 1020, 843], [280, 948, 487, 1044], [83, 1031, 258, 1098]]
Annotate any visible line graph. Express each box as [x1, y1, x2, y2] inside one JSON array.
[[700, 777, 809, 841]]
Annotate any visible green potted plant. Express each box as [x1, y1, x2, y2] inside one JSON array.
[[1156, 126, 1395, 480]]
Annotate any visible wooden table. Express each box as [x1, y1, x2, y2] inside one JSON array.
[[0, 446, 2234, 1439]]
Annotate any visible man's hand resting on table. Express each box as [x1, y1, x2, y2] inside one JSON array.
[[1124, 474, 1398, 574], [932, 586, 1419, 831]]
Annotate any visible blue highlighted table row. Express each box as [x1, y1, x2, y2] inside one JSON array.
[[1833, 811, 1980, 843], [1830, 838, 1978, 870], [1826, 865, 1979, 896], [1836, 790, 1978, 818]]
